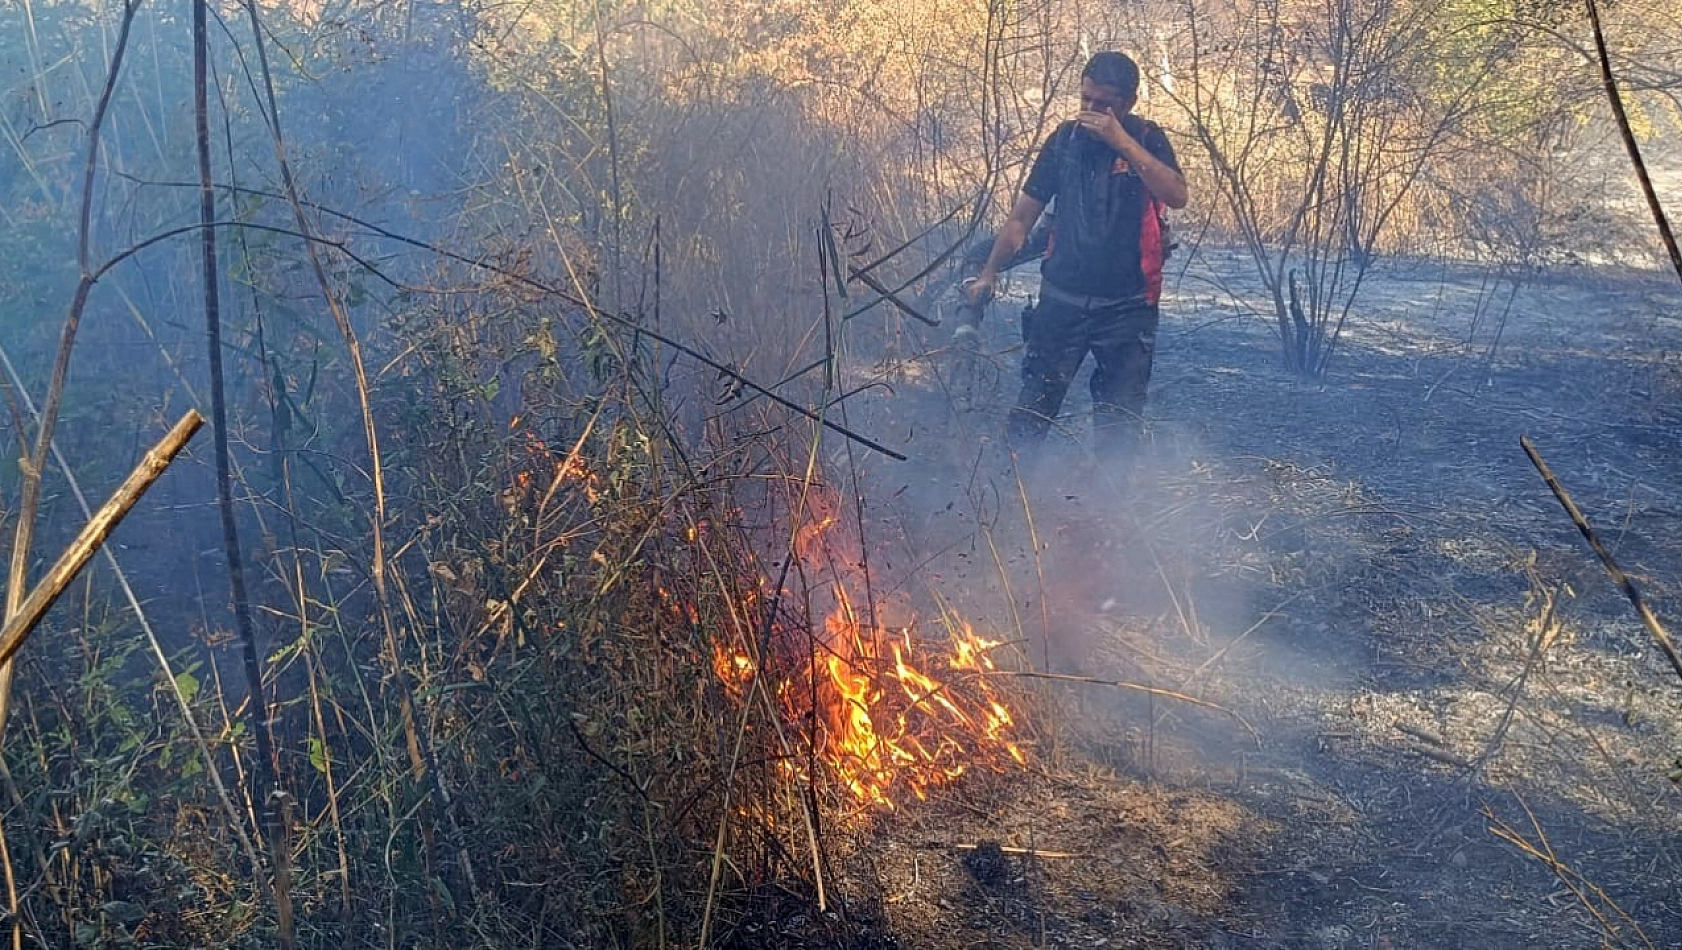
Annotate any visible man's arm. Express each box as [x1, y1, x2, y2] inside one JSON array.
[[1123, 140, 1188, 209], [1076, 111, 1189, 209], [967, 193, 1047, 304]]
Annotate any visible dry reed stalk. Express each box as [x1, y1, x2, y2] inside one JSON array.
[[988, 670, 1258, 743], [1485, 799, 1656, 950], [0, 412, 204, 667], [240, 0, 481, 913], [3, 0, 145, 738], [0, 342, 262, 881]]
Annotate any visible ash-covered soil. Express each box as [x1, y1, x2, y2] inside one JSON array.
[[824, 245, 1682, 949]]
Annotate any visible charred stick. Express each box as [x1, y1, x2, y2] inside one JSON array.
[[1406, 743, 1472, 770], [567, 720, 657, 806], [0, 412, 203, 668], [1393, 721, 1449, 748], [202, 3, 299, 940], [1521, 436, 1682, 687], [850, 199, 971, 279], [1585, 0, 1682, 288], [846, 265, 940, 327], [820, 208, 848, 303]]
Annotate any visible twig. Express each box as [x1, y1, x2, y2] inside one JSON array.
[[1472, 575, 1560, 771], [843, 190, 997, 321], [944, 842, 1086, 859], [986, 670, 1259, 745], [111, 176, 908, 461], [0, 412, 203, 667], [846, 265, 940, 327], [567, 720, 655, 805], [1172, 589, 1307, 693], [850, 197, 969, 279], [1520, 436, 1682, 687], [1485, 799, 1656, 949], [88, 220, 380, 286]]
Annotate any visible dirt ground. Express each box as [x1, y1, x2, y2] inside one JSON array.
[[821, 245, 1682, 949]]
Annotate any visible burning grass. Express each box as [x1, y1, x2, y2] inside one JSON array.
[[399, 362, 1040, 944], [716, 579, 1029, 812]]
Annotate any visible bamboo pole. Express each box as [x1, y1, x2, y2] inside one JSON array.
[[0, 411, 203, 669]]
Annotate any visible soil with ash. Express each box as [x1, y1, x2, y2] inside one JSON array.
[[800, 246, 1682, 948]]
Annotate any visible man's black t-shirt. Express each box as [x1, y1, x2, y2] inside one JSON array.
[[1022, 115, 1179, 301]]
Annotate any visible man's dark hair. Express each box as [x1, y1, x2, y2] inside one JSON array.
[[1082, 51, 1140, 99]]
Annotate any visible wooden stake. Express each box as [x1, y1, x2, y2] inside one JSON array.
[[0, 411, 203, 668]]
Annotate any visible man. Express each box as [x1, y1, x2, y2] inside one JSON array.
[[966, 51, 1188, 462]]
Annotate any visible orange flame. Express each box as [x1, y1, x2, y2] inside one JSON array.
[[509, 431, 602, 505], [712, 641, 757, 701], [711, 484, 1029, 809], [795, 596, 1025, 808], [691, 485, 1027, 809]]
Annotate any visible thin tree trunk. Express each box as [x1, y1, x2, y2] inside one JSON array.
[[193, 0, 294, 943]]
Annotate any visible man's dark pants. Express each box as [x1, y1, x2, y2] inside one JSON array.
[[1006, 290, 1159, 460]]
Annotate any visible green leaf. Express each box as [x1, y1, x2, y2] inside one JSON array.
[[173, 670, 200, 705], [431, 875, 456, 913], [309, 736, 330, 775], [101, 900, 146, 924], [268, 636, 305, 666]]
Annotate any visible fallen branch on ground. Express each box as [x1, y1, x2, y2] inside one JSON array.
[[938, 842, 1085, 859], [986, 669, 1259, 745], [1521, 435, 1682, 688]]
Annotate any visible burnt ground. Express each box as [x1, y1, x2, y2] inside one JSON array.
[[823, 245, 1682, 949]]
